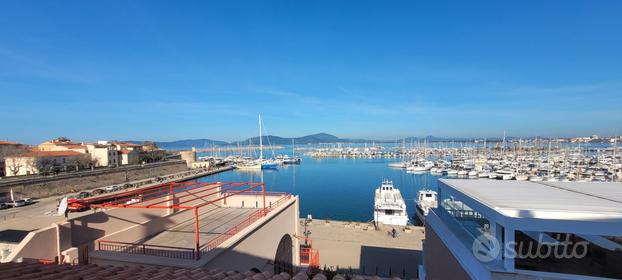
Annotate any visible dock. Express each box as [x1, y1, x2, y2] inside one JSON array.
[[301, 219, 424, 279]]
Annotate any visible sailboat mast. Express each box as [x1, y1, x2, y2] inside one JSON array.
[[259, 114, 263, 160]]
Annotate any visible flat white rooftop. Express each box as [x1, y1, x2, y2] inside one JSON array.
[[543, 181, 622, 203], [439, 179, 622, 221]]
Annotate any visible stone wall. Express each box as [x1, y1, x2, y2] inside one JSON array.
[[0, 160, 188, 199]]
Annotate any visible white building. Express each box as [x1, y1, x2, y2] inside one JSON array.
[[86, 144, 118, 167], [4, 150, 87, 176], [118, 149, 140, 165], [422, 179, 622, 279]]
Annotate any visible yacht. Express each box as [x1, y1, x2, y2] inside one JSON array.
[[235, 160, 262, 170], [407, 165, 427, 173], [388, 162, 409, 168], [281, 156, 301, 165], [414, 189, 438, 225], [261, 159, 279, 169], [374, 180, 409, 226], [497, 169, 515, 180]]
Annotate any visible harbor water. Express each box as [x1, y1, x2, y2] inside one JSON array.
[[197, 155, 443, 223]]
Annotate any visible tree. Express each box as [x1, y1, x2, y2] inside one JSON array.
[[36, 158, 56, 175], [69, 155, 97, 171], [139, 151, 164, 163], [53, 137, 72, 143], [5, 157, 23, 176]]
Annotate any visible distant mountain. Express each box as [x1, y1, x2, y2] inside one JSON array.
[[131, 133, 517, 150], [234, 133, 348, 145], [153, 139, 229, 149]]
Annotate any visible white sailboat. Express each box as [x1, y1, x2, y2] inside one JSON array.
[[258, 114, 278, 169], [235, 114, 277, 170]]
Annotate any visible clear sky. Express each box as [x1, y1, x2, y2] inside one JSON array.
[[1, 1, 621, 144]]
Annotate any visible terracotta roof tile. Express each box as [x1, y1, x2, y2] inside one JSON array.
[[0, 262, 398, 280]]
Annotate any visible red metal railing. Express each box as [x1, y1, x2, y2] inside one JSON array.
[[300, 248, 320, 268], [297, 234, 320, 271], [199, 194, 292, 257], [98, 240, 196, 260], [97, 193, 292, 260]]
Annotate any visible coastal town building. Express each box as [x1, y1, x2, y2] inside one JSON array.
[[86, 143, 118, 167], [37, 138, 87, 153], [1, 138, 167, 177], [118, 149, 140, 165], [3, 150, 88, 176], [0, 141, 29, 177], [422, 179, 622, 280]]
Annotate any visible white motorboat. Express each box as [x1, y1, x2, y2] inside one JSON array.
[[388, 162, 409, 168], [407, 165, 428, 173], [414, 189, 438, 225], [374, 180, 409, 226]]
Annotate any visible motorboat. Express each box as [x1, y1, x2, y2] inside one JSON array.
[[373, 180, 409, 226], [414, 189, 438, 225]]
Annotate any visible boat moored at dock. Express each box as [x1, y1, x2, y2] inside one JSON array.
[[414, 189, 438, 225], [373, 180, 409, 226]]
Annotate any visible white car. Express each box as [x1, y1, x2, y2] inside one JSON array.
[[104, 185, 119, 192], [9, 200, 27, 207]]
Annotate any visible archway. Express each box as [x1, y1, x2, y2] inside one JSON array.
[[274, 234, 293, 274]]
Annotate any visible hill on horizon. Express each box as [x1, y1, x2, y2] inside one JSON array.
[[140, 133, 516, 150]]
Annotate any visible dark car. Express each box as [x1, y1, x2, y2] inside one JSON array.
[[77, 192, 90, 199], [91, 189, 106, 196]]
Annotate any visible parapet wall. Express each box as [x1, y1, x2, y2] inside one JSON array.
[[0, 160, 188, 199], [1, 225, 58, 263]]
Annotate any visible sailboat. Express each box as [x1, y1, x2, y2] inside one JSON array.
[[282, 139, 301, 164], [258, 114, 278, 169], [235, 114, 277, 170]]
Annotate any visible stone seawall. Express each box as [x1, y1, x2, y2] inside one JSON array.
[[0, 160, 188, 199]]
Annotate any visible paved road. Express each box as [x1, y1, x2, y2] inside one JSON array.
[[303, 219, 424, 279]]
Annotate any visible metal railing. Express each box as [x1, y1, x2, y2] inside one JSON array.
[[98, 240, 196, 260], [199, 194, 292, 256], [300, 247, 320, 271], [97, 193, 292, 260]]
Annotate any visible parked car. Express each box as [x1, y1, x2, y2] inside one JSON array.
[[23, 198, 34, 205], [9, 200, 27, 207], [76, 192, 91, 199], [104, 185, 119, 192], [0, 203, 8, 210], [91, 189, 106, 195]]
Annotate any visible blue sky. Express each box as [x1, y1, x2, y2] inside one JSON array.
[[1, 1, 621, 144]]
